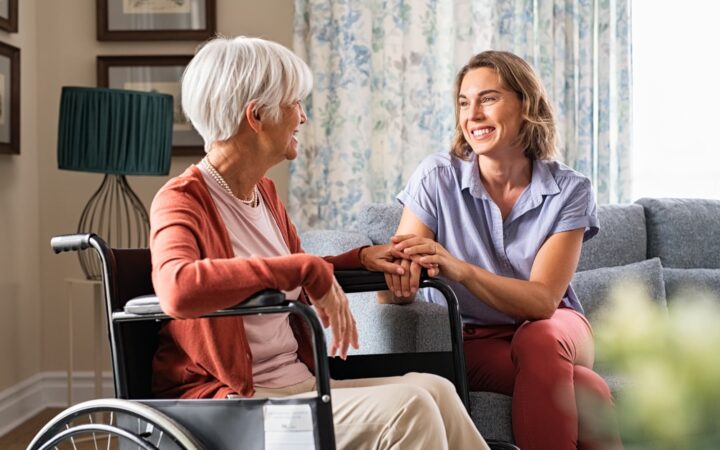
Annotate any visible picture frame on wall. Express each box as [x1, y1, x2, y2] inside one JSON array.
[[0, 41, 19, 154], [0, 0, 18, 32], [97, 0, 216, 41], [98, 55, 203, 156]]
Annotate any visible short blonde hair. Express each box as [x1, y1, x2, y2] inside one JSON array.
[[451, 51, 557, 161], [181, 36, 313, 151]]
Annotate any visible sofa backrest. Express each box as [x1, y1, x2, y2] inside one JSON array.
[[635, 198, 720, 302], [355, 203, 404, 245], [636, 198, 720, 269], [576, 204, 647, 271]]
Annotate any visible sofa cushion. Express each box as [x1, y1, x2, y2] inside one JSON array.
[[577, 204, 647, 271], [636, 198, 720, 269], [300, 229, 372, 256], [663, 268, 720, 303], [355, 203, 403, 245], [470, 392, 514, 442], [572, 258, 667, 324]]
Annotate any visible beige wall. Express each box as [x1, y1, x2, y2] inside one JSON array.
[[0, 0, 39, 392], [0, 0, 294, 392]]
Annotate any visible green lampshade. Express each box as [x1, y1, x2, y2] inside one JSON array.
[[57, 86, 173, 176]]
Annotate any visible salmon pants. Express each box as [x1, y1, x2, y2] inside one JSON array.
[[464, 308, 624, 450]]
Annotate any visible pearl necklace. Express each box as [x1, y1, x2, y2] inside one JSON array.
[[201, 157, 258, 207]]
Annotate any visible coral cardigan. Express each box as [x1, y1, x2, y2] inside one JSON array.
[[150, 165, 363, 399]]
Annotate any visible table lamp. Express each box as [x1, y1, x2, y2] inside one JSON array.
[[57, 86, 173, 280]]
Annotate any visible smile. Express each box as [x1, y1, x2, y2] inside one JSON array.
[[470, 127, 495, 139]]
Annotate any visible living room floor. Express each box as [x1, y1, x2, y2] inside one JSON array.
[[0, 408, 62, 450]]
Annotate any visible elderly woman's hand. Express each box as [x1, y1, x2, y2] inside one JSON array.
[[382, 258, 423, 301], [359, 244, 406, 275], [310, 277, 359, 359], [362, 243, 425, 303]]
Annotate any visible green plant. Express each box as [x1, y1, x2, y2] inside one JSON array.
[[595, 283, 720, 449]]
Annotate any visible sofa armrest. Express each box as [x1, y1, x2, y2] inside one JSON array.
[[333, 270, 452, 354], [340, 292, 451, 355], [312, 263, 468, 406], [336, 276, 466, 406]]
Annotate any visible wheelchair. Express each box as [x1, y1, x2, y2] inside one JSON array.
[[30, 233, 519, 449]]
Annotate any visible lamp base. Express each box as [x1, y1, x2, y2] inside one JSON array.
[[77, 174, 149, 280]]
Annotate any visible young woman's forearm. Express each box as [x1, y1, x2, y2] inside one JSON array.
[[457, 263, 561, 321]]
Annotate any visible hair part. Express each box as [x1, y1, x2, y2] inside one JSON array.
[[451, 50, 557, 161], [181, 36, 313, 152]]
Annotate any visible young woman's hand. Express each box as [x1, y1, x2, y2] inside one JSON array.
[[391, 234, 466, 282], [309, 277, 359, 359], [383, 257, 423, 301]]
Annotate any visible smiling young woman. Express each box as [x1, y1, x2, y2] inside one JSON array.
[[385, 51, 624, 450]]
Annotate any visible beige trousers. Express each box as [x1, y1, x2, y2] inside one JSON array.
[[253, 372, 489, 450]]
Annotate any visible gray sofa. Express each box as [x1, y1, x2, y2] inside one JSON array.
[[301, 197, 720, 443]]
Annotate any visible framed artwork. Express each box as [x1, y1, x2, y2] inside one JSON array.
[[0, 0, 18, 32], [98, 55, 203, 156], [97, 0, 216, 41], [0, 41, 19, 154]]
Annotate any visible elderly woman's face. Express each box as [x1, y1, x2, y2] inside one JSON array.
[[458, 67, 524, 158], [265, 100, 307, 162]]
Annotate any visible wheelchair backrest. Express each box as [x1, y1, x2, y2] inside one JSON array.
[[106, 247, 162, 399]]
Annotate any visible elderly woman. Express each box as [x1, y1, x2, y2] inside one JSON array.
[[149, 36, 489, 450], [384, 51, 623, 450]]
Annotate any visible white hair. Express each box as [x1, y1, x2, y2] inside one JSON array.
[[181, 36, 313, 152]]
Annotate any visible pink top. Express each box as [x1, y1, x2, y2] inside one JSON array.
[[199, 164, 313, 388]]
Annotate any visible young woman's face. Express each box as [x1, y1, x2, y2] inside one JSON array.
[[457, 67, 525, 158]]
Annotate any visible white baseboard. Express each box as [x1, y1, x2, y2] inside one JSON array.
[[0, 371, 114, 438]]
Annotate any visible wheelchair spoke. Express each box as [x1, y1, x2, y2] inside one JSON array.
[[88, 412, 99, 450], [156, 430, 164, 447], [64, 422, 78, 450], [107, 412, 113, 450]]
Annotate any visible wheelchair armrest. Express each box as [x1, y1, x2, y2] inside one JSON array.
[[229, 289, 285, 308], [334, 269, 432, 293], [123, 290, 286, 317], [124, 295, 164, 315], [116, 289, 332, 401], [334, 269, 388, 293]]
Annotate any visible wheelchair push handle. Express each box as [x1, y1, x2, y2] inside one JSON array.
[[51, 233, 96, 253]]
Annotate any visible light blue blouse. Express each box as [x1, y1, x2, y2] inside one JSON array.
[[397, 152, 599, 326]]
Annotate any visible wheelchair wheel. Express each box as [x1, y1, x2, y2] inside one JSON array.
[[28, 398, 203, 450]]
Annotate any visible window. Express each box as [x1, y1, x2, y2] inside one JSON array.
[[631, 0, 720, 199]]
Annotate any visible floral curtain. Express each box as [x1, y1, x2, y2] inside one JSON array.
[[291, 0, 632, 230]]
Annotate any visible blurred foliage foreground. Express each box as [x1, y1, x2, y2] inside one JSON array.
[[594, 283, 720, 449]]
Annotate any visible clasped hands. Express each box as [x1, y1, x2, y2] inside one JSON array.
[[359, 236, 451, 301], [383, 234, 458, 300], [309, 236, 456, 360]]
